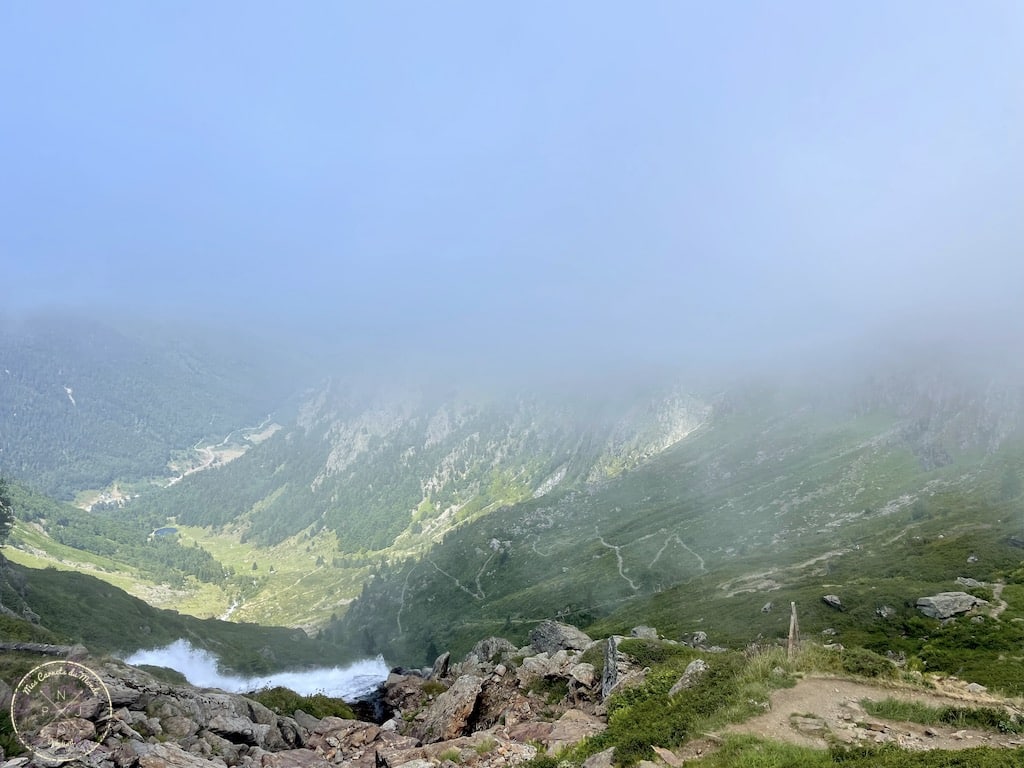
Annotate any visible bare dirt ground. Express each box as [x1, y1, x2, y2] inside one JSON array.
[[676, 674, 1024, 761]]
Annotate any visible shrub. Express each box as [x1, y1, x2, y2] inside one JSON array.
[[244, 685, 355, 719], [840, 647, 896, 679]]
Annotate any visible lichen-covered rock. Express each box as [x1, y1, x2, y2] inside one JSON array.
[[668, 659, 709, 697], [412, 675, 483, 743], [546, 709, 606, 753], [430, 651, 451, 680], [630, 626, 658, 640], [469, 636, 517, 663], [529, 620, 592, 653], [916, 592, 987, 619], [822, 594, 843, 610]]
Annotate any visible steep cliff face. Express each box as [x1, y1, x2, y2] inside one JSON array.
[[855, 365, 1024, 469]]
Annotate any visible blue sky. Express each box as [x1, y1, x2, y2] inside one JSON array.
[[2, 2, 1022, 368]]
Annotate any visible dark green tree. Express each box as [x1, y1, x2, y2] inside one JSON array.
[[0, 477, 13, 546]]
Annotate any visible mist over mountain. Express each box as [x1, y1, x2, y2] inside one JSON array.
[[0, 312, 310, 498], [2, 6, 1024, 764]]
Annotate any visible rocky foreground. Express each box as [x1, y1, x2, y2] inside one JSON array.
[[1, 622, 660, 768]]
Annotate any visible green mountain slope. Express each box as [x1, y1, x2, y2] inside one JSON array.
[[128, 378, 710, 554], [333, 373, 1024, 670], [0, 557, 349, 674], [0, 313, 300, 499]]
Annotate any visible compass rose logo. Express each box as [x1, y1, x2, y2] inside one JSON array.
[[10, 661, 113, 763]]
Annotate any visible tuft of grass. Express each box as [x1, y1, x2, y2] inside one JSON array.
[[438, 747, 462, 763], [136, 664, 189, 684], [527, 676, 569, 705], [244, 685, 355, 719], [473, 737, 498, 755], [421, 679, 448, 697]]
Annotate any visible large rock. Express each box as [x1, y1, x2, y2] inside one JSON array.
[[529, 621, 592, 653], [630, 626, 658, 640], [469, 636, 517, 663], [517, 650, 571, 685], [306, 717, 380, 755], [546, 709, 606, 753], [668, 659, 709, 697], [430, 651, 451, 680], [916, 591, 988, 619], [382, 672, 431, 715], [412, 675, 483, 743], [126, 741, 218, 768], [822, 595, 843, 610]]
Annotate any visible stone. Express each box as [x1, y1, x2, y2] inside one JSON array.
[[412, 675, 483, 743], [761, 602, 773, 613], [582, 747, 616, 768], [690, 631, 708, 647], [668, 659, 709, 697], [546, 709, 606, 753], [256, 749, 333, 768], [630, 625, 658, 639], [822, 595, 843, 610], [651, 745, 683, 767], [956, 577, 984, 588], [132, 741, 217, 768], [569, 663, 597, 689], [308, 717, 380, 751], [208, 714, 271, 746], [875, 605, 896, 619], [916, 592, 987, 620], [508, 721, 555, 744], [431, 651, 451, 680], [293, 709, 322, 732], [469, 637, 517, 663], [529, 620, 592, 653]]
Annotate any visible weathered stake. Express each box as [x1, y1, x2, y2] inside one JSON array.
[[787, 601, 799, 659]]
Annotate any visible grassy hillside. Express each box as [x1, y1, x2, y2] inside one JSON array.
[[334, 387, 1024, 686], [0, 312, 300, 499], [0, 559, 353, 674]]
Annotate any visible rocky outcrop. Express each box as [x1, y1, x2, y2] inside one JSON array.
[[822, 595, 843, 610], [7, 634, 619, 768], [916, 592, 988, 619]]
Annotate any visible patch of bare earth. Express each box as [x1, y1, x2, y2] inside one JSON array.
[[676, 675, 1024, 761]]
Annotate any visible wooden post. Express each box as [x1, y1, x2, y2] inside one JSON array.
[[788, 601, 799, 659]]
